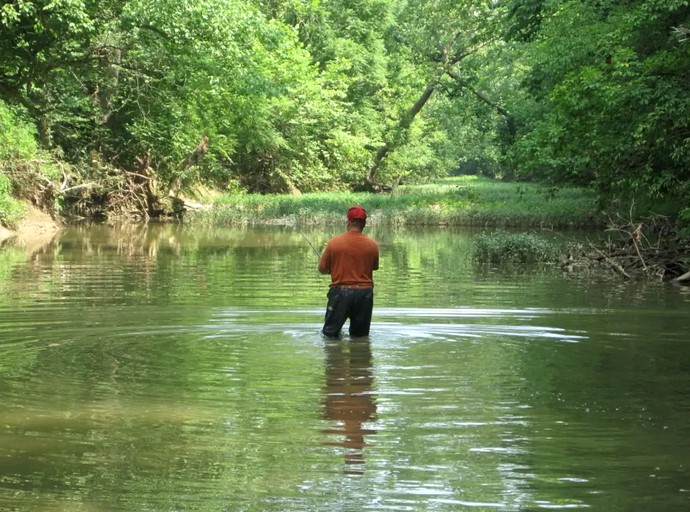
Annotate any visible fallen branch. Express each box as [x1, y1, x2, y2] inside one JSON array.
[[672, 270, 690, 283], [125, 171, 151, 181], [590, 243, 631, 279], [181, 200, 207, 210], [61, 182, 97, 194]]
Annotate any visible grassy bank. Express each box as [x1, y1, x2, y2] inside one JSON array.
[[189, 176, 602, 228]]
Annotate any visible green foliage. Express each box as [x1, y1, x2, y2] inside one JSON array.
[[430, 68, 513, 180], [109, 0, 378, 193], [506, 0, 690, 223], [0, 0, 380, 194], [472, 230, 558, 264], [0, 0, 111, 153], [503, 0, 546, 42], [0, 102, 38, 160]]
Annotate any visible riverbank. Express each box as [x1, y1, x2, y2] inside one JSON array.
[[0, 203, 62, 248]]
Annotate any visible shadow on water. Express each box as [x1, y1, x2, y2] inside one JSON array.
[[321, 337, 377, 475]]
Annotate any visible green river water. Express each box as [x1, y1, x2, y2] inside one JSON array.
[[0, 223, 688, 512]]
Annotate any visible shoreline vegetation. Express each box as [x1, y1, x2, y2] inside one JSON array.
[[189, 176, 600, 228], [2, 175, 687, 283]]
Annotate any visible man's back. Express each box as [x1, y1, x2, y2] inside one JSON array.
[[319, 231, 379, 287]]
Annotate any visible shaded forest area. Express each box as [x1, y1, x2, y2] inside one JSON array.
[[1, 0, 689, 270]]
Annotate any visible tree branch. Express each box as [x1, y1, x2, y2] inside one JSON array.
[[446, 70, 512, 119]]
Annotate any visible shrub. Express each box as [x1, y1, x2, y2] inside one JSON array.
[[472, 231, 558, 264], [0, 102, 37, 160]]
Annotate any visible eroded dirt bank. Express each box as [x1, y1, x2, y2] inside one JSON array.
[[0, 204, 63, 249]]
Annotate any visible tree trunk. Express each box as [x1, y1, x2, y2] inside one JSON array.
[[38, 114, 53, 149], [366, 80, 438, 188]]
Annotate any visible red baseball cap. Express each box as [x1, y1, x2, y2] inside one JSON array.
[[347, 205, 367, 222]]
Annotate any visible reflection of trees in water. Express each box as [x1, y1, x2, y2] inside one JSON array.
[[322, 338, 377, 475]]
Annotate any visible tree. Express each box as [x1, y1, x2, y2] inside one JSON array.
[[0, 0, 120, 148], [362, 0, 508, 189], [517, 0, 689, 222]]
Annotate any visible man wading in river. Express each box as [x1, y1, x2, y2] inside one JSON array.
[[319, 206, 379, 338]]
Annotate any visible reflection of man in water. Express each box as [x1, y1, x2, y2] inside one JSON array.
[[322, 338, 377, 474]]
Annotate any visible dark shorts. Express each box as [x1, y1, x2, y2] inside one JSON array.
[[322, 287, 374, 338]]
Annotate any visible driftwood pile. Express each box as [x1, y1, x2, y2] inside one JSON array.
[[563, 213, 689, 283]]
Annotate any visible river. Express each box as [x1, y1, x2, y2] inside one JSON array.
[[1, 223, 688, 511]]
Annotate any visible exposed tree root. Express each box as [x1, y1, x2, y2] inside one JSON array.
[[6, 153, 210, 226], [58, 156, 180, 221]]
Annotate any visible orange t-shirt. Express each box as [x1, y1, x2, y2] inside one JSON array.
[[318, 231, 379, 287]]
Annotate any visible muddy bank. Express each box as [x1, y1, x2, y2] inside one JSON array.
[[0, 204, 63, 250]]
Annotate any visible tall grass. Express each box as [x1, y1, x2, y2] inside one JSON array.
[[189, 176, 602, 228], [472, 231, 559, 264]]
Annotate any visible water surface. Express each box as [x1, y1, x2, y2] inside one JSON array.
[[1, 224, 688, 511]]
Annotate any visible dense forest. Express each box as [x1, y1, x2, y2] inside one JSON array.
[[0, 0, 688, 232]]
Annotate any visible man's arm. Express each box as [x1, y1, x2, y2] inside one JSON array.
[[318, 246, 330, 274]]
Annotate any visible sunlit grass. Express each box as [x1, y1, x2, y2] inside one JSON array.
[[189, 176, 602, 228]]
